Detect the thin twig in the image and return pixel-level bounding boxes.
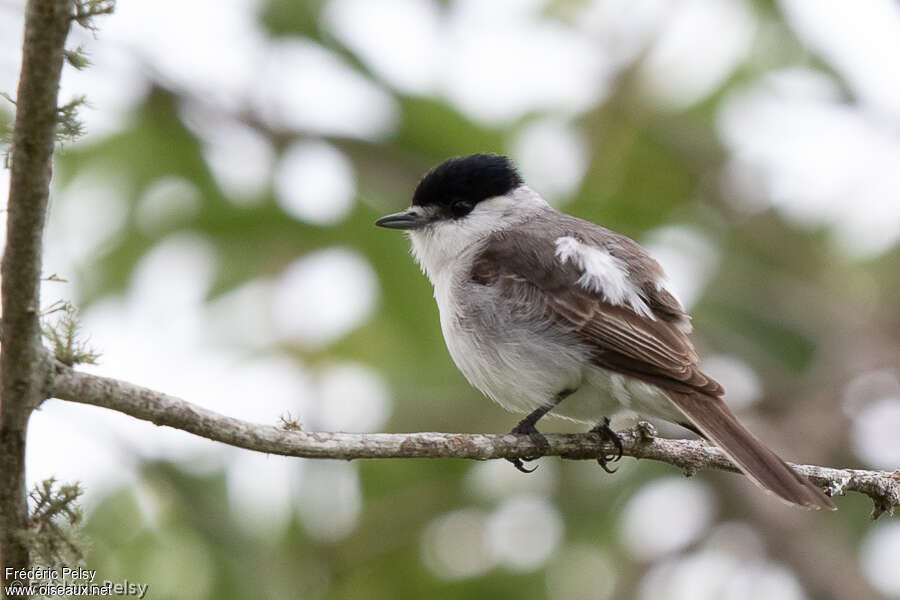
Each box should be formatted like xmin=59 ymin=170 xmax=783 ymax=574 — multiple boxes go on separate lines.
xmin=49 ymin=362 xmax=900 ymax=518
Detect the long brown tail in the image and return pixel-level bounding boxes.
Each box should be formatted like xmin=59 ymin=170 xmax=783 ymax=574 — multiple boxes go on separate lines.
xmin=666 ymin=391 xmax=836 ymax=510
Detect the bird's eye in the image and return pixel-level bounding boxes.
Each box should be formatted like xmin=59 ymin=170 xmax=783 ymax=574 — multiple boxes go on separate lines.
xmin=450 ymin=199 xmax=474 ymax=218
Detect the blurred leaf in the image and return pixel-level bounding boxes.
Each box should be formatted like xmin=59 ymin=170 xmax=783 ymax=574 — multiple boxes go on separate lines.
xmin=702 ymin=299 xmax=816 ymax=372
xmin=392 ymin=96 xmax=508 ymax=160
xmin=573 ymin=115 xmax=696 ymax=235
xmin=259 ymin=0 xmax=326 ymax=38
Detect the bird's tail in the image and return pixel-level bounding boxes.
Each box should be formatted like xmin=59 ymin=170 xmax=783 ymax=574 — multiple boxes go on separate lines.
xmin=666 ymin=391 xmax=836 ymax=510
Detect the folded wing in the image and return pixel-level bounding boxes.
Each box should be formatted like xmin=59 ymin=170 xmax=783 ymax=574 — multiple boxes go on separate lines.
xmin=471 ymin=220 xmax=835 ymax=510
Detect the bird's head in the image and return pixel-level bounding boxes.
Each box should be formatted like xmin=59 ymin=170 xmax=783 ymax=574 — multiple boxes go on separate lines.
xmin=375 ymin=153 xmax=547 ymax=279
xmin=375 ymin=153 xmax=526 ymax=231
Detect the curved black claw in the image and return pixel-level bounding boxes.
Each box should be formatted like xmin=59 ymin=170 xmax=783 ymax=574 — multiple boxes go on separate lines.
xmin=509 ymin=457 xmax=539 ymax=473
xmin=507 ymin=420 xmax=550 ymax=474
xmin=590 ymin=417 xmax=624 ymax=473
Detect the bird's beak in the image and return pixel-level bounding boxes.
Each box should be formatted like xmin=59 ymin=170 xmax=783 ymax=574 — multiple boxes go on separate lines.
xmin=375 ymin=209 xmax=427 ymax=230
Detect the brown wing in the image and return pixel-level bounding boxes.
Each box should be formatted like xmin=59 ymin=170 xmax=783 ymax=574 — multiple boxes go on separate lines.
xmin=471 ymin=225 xmax=723 ymax=397
xmin=471 ymin=220 xmax=835 ymax=510
xmin=556 ymin=259 xmax=832 ymax=508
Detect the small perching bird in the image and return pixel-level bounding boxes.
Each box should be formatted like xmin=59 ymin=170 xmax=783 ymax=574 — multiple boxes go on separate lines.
xmin=376 ymin=153 xmax=835 ymax=510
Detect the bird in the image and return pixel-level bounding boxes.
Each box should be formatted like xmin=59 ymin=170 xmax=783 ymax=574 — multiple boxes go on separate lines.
xmin=375 ymin=153 xmax=835 ymax=510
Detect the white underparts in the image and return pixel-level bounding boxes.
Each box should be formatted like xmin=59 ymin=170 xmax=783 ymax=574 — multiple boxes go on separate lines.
xmin=554 ymin=236 xmax=654 ymax=319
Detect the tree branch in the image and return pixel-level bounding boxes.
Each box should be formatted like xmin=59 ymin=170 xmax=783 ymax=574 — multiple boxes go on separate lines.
xmin=50 ymin=363 xmax=900 ymax=518
xmin=1 ymin=0 xmax=73 ymax=588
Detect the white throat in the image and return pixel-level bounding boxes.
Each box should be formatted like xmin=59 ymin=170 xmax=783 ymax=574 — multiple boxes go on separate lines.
xmin=408 ymin=185 xmax=549 ymax=283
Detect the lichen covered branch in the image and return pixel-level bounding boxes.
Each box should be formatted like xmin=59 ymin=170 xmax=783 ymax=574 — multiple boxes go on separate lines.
xmin=1 ymin=0 xmax=75 ymax=586
xmin=50 ymin=363 xmax=900 ymax=519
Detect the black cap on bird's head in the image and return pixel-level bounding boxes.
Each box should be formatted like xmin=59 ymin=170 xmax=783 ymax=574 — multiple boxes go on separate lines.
xmin=376 ymin=154 xmax=523 ymax=230
xmin=412 ymin=153 xmax=523 ymax=210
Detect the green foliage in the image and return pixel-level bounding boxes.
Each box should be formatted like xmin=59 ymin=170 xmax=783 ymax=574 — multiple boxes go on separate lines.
xmin=55 ymin=96 xmax=88 ymax=144
xmin=64 ymin=46 xmax=91 ymax=70
xmin=19 ymin=479 xmax=87 ymax=575
xmin=42 ymin=302 xmax=101 ymax=366
xmin=393 ymin=96 xmax=508 ymax=160
xmin=260 ymin=0 xmax=326 ymax=38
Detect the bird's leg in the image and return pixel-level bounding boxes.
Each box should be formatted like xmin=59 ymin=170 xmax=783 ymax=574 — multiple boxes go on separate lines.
xmin=507 ymin=389 xmax=574 ymax=473
xmin=589 ymin=417 xmax=624 ymax=473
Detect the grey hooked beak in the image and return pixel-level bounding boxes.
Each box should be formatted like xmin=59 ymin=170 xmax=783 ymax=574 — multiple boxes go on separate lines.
xmin=375 ymin=209 xmax=427 ymax=230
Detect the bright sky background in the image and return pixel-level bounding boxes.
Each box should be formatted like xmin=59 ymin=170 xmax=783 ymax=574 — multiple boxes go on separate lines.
xmin=2 ymin=0 xmax=900 ymax=596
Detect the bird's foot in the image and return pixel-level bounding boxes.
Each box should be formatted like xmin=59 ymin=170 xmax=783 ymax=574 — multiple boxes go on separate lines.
xmin=507 ymin=419 xmax=550 ymax=474
xmin=590 ymin=417 xmax=623 ymax=473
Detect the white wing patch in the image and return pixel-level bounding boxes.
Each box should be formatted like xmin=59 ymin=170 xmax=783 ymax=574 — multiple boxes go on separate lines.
xmin=554 ymin=236 xmax=654 ymax=319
